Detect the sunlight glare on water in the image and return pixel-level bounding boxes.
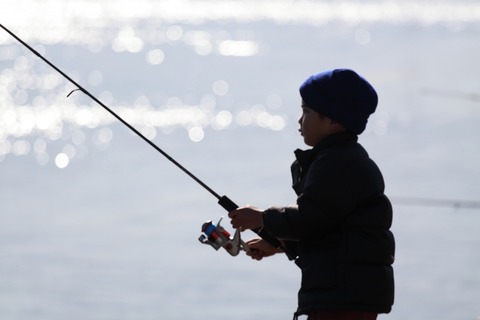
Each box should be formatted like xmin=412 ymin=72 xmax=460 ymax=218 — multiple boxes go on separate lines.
xmin=54 ymin=152 xmax=69 ymax=168
xmin=146 ymin=49 xmax=165 ymax=65
xmin=2 ymin=1 xmax=480 ymax=36
xmin=0 ymin=0 xmax=478 ymax=165
xmin=218 ymin=40 xmax=259 ymax=57
xmin=1 ymin=1 xmax=480 ymax=320
xmin=0 ymin=6 xmax=288 ymax=164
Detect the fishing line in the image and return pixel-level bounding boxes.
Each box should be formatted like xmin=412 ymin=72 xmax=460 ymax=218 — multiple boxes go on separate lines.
xmin=0 ymin=24 xmax=293 ymax=259
xmin=67 ymin=88 xmax=81 ymax=98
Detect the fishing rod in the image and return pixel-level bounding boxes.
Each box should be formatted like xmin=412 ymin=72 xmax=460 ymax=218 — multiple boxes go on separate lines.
xmin=0 ymin=24 xmax=293 ymax=259
xmin=420 ymin=87 xmax=480 ymax=103
xmin=392 ymin=197 xmax=480 ymax=209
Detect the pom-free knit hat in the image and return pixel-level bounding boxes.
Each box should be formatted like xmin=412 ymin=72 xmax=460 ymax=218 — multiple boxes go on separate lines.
xmin=299 ymin=69 xmax=378 ymax=135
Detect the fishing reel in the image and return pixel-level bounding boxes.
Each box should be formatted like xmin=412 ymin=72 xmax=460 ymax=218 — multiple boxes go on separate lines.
xmin=199 ymin=217 xmax=250 ymax=256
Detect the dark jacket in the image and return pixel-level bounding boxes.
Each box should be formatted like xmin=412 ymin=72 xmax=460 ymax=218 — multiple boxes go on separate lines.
xmin=263 ymin=131 xmax=395 ymax=316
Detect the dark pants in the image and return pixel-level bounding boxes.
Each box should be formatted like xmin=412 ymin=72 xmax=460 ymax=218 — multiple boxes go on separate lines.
xmin=308 ymin=310 xmax=378 ymax=320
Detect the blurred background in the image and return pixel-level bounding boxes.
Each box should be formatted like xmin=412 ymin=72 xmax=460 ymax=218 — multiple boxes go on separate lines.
xmin=1 ymin=1 xmax=479 ymax=319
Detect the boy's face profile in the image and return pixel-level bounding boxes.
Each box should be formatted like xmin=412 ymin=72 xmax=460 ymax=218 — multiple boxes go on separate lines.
xmin=298 ymin=101 xmax=345 ymax=146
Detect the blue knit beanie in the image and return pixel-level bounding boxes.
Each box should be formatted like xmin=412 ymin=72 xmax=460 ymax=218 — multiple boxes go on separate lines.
xmin=299 ymin=69 xmax=377 ymax=135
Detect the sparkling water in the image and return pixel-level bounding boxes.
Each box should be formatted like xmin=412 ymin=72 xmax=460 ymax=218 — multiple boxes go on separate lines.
xmin=1 ymin=1 xmax=480 ymax=319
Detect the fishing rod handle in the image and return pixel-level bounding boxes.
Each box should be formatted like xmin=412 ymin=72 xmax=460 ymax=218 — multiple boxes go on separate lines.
xmin=218 ymin=195 xmax=295 ymax=260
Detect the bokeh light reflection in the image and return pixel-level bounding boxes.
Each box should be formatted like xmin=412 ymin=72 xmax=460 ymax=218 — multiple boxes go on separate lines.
xmin=12 ymin=140 xmax=30 ymax=156
xmin=112 ymin=26 xmax=144 ymax=53
xmin=211 ymin=110 xmax=232 ymax=130
xmin=218 ymin=40 xmax=259 ymax=57
xmin=0 ymin=66 xmax=288 ymax=164
xmin=188 ymin=126 xmax=205 ymax=142
xmin=55 ymin=152 xmax=69 ymax=168
xmin=146 ymin=49 xmax=165 ymax=65
xmin=0 ymin=18 xmax=289 ymax=166
xmin=212 ymin=80 xmax=229 ymax=96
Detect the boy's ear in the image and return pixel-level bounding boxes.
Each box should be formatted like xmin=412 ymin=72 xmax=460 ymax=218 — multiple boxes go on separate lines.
xmin=315 ymin=111 xmax=326 ymax=120
xmin=330 ymin=119 xmax=347 ymax=131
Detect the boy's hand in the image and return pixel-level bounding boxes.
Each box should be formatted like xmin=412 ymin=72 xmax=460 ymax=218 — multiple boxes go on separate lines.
xmin=246 ymin=238 xmax=279 ymax=260
xmin=228 ymin=206 xmax=264 ymax=231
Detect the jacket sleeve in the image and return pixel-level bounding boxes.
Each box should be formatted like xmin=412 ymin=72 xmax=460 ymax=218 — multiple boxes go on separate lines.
xmin=263 ymin=205 xmax=300 ymax=240
xmin=263 ymin=149 xmax=385 ymax=240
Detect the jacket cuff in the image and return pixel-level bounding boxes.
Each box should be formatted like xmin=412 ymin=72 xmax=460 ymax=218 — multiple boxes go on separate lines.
xmin=263 ymin=206 xmax=295 ymax=239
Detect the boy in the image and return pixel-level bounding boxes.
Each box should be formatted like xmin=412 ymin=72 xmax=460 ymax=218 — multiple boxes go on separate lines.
xmin=228 ymin=69 xmax=395 ymax=319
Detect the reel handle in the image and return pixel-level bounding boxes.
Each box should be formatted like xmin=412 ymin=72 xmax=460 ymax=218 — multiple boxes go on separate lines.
xmin=218 ymin=195 xmax=295 ymax=260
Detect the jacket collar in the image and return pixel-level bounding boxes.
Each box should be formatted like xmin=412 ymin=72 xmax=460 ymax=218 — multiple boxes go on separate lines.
xmin=294 ymin=131 xmax=358 ymax=168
